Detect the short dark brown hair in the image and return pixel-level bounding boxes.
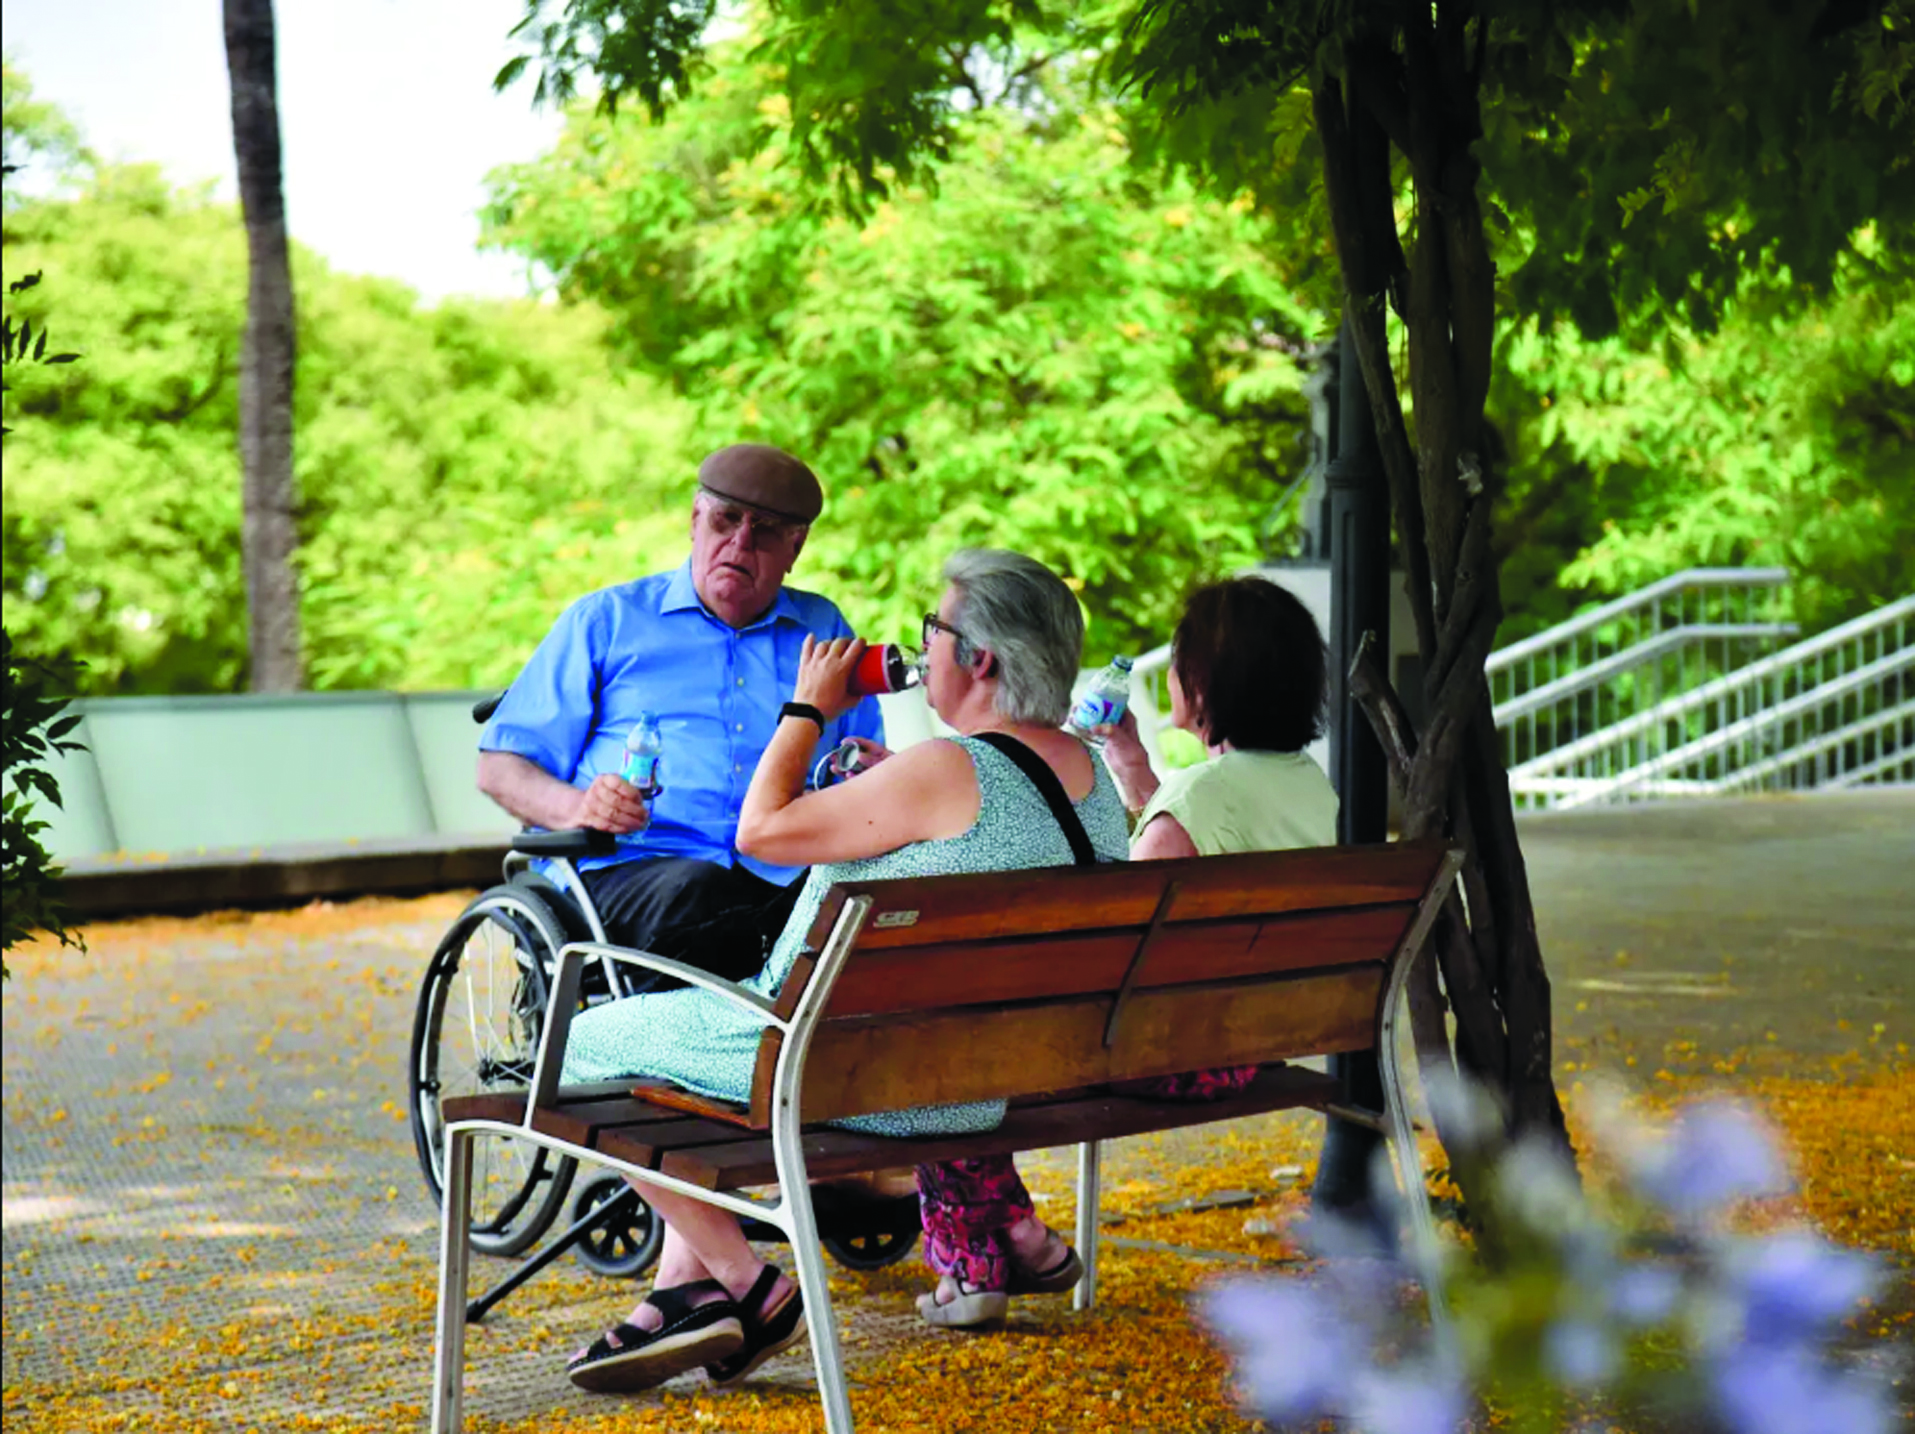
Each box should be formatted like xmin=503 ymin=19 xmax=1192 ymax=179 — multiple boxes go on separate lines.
xmin=1171 ymin=576 xmax=1327 ymax=753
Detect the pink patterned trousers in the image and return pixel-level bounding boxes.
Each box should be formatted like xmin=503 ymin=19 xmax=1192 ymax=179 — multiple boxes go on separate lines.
xmin=916 ymin=1065 xmax=1258 ymax=1289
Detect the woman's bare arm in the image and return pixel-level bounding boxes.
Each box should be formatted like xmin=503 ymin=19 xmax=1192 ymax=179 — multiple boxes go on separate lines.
xmin=736 ymin=636 xmax=979 ymax=867
xmin=1130 ymin=811 xmax=1199 ymax=861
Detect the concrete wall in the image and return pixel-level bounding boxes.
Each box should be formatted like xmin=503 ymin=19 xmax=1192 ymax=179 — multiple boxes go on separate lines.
xmin=38 ymin=686 xmax=945 ymax=864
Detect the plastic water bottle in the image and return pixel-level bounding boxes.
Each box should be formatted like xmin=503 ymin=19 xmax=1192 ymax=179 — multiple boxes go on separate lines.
xmin=1068 ymin=656 xmax=1136 ymax=746
xmin=618 ymin=712 xmax=664 ymax=837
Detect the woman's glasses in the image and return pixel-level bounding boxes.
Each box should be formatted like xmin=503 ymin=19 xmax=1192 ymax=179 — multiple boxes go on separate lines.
xmin=922 ymin=612 xmax=968 ymax=650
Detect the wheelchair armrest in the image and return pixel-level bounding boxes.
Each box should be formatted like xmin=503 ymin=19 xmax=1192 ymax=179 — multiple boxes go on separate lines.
xmin=510 ymin=828 xmax=618 ymax=858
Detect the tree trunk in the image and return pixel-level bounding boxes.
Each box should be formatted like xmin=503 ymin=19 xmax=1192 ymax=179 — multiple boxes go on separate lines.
xmin=1313 ymin=9 xmax=1572 ymax=1164
xmin=223 ymin=0 xmax=303 ymax=691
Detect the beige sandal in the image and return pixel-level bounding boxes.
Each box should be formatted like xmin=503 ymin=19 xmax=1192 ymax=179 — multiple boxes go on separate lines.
xmin=916 ymin=1278 xmax=1010 ymax=1329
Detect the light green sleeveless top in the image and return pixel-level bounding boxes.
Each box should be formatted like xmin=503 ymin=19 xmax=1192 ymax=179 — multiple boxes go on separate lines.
xmin=1135 ymin=749 xmax=1339 ymax=855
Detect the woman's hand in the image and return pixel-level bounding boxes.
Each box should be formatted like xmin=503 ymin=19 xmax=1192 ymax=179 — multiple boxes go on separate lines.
xmin=792 ymin=635 xmax=866 ymax=719
xmin=1094 ymin=708 xmax=1158 ymax=813
xmin=830 ymin=736 xmax=892 ymax=778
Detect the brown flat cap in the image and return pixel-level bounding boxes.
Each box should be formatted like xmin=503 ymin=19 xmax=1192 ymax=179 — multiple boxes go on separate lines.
xmin=697 ymin=444 xmax=824 ymax=524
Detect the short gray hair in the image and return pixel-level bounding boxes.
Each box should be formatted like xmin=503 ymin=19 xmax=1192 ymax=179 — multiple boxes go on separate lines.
xmin=942 ymin=549 xmax=1084 ymax=725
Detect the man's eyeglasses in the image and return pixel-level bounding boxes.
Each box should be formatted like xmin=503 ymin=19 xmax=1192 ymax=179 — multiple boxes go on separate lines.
xmin=922 ymin=613 xmax=968 ymax=650
xmin=702 ymin=501 xmax=804 ymax=548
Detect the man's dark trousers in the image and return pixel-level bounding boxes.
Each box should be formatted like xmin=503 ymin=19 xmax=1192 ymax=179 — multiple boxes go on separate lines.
xmin=577 ymin=856 xmax=805 ymax=994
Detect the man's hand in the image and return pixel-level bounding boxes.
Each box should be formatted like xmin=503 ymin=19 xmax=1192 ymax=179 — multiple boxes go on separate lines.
xmin=570 ymin=772 xmax=654 ymax=834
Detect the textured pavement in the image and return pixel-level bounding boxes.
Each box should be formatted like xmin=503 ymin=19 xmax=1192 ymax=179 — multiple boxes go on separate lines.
xmin=3 ymin=790 xmax=1910 ymax=1431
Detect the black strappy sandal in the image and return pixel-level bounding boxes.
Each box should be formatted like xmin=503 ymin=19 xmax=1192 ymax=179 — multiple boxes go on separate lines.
xmin=706 ymin=1265 xmax=807 ymax=1386
xmin=568 ymin=1279 xmax=745 ymax=1393
xmin=1007 ymin=1236 xmax=1084 ymax=1295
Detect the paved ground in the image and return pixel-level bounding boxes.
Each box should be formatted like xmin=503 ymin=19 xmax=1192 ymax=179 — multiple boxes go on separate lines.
xmin=3 ymin=791 xmax=1910 ymax=1432
xmin=1526 ymin=790 xmax=1913 ymax=1071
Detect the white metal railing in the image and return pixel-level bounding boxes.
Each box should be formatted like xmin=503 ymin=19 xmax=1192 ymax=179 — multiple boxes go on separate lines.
xmin=1508 ymin=595 xmax=1915 ymax=809
xmin=1127 ymin=567 xmax=1909 ymax=812
xmin=1490 ymin=568 xmax=1796 ymax=779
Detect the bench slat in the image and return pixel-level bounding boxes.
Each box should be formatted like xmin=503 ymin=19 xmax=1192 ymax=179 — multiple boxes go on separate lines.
xmin=659 ymin=1063 xmax=1342 ymax=1189
xmin=593 ymin=1114 xmax=779 ymax=1172
xmin=756 ymin=964 xmax=1382 ymax=1125
xmin=815 ymin=902 xmax=1415 ymax=1019
xmin=818 ymin=840 xmax=1446 ymax=951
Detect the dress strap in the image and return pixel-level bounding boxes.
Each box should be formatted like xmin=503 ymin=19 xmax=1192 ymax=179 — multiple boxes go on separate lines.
xmin=972 ymin=733 xmax=1098 ymax=867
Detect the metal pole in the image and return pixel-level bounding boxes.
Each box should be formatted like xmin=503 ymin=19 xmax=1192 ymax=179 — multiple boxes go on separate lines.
xmin=1312 ymin=314 xmax=1394 ymax=1242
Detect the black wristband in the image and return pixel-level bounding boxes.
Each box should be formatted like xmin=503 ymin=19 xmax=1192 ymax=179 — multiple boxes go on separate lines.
xmin=780 ymin=702 xmax=827 ymax=732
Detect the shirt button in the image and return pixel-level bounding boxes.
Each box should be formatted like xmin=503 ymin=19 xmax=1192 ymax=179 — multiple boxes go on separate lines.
xmin=736 ymin=677 xmax=745 ymax=687
xmin=734 ymin=763 xmax=743 ymax=773
xmin=735 ymin=722 xmax=744 ymax=731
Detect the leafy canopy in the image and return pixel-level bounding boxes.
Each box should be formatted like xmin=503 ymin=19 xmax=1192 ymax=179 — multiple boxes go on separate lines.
xmin=484 ymin=43 xmax=1336 ymax=656
xmin=499 ymin=0 xmax=1914 ymax=338
xmin=2 ymin=151 xmax=700 ymax=694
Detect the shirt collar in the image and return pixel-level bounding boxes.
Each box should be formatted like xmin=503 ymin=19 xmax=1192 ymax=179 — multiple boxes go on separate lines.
xmin=661 ymin=559 xmax=803 ymax=631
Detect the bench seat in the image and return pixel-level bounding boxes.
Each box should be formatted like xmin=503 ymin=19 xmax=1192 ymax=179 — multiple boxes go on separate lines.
xmin=443 ymin=1062 xmax=1340 ymax=1191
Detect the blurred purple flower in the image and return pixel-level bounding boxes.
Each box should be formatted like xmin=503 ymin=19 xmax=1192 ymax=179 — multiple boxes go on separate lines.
xmin=1204 ymin=1279 xmax=1357 ymax=1419
xmin=1725 ymin=1230 xmax=1878 ymax=1347
xmin=1544 ymin=1318 xmax=1617 ymax=1387
xmin=1348 ymin=1361 xmax=1467 ymax=1434
xmin=1634 ymin=1101 xmax=1789 ymax=1221
xmin=1711 ymin=1346 xmax=1890 ymax=1434
xmin=1607 ymin=1263 xmax=1682 ymax=1326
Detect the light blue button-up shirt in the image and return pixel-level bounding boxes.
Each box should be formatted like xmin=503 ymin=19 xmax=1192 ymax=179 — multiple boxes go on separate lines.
xmin=480 ymin=562 xmax=885 ymax=883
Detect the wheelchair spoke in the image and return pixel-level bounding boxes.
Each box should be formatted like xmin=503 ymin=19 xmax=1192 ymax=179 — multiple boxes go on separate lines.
xmin=412 ymin=894 xmax=574 ymax=1255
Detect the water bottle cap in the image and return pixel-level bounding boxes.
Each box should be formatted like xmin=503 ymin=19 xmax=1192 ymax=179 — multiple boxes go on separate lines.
xmin=1111 ymin=655 xmax=1135 ymax=671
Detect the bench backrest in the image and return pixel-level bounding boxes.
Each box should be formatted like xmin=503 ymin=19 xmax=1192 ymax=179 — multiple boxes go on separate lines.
xmin=747 ymin=838 xmax=1452 ymax=1127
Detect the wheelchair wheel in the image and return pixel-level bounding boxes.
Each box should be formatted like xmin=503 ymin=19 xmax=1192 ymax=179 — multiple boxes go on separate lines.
xmin=410 ymin=883 xmax=579 ymax=1257
xmin=823 ymin=1227 xmax=920 ymax=1271
xmin=571 ymin=1172 xmax=666 ymax=1279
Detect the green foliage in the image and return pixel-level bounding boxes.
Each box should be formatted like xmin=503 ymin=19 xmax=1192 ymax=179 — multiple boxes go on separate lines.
xmin=485 ymin=50 xmax=1331 ymax=655
xmin=2 ymin=272 xmax=83 ymax=434
xmin=505 ymin=1 xmax=1915 ymax=339
xmin=2 ymin=60 xmax=88 ymax=199
xmin=1 ymin=628 xmax=86 ymax=968
xmin=1496 ymin=247 xmax=1915 ymax=635
xmin=1 ymin=156 xmax=701 ymax=694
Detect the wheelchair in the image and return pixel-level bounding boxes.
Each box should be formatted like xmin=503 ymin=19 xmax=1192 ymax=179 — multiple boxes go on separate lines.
xmin=406 ymin=694 xmax=921 ymax=1306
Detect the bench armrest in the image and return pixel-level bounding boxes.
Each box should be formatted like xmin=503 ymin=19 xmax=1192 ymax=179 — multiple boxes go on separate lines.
xmin=567 ymin=942 xmax=786 ymax=1023
xmin=525 ymin=941 xmax=788 ymax=1115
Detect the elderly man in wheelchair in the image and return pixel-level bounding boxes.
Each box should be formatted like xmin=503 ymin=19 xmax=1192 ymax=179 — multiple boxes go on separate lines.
xmin=407 ymin=444 xmax=905 ymax=1276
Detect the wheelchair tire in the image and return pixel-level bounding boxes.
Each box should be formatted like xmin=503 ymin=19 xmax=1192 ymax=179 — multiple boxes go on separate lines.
xmin=822 ymin=1227 xmax=921 ymax=1272
xmin=571 ymin=1173 xmax=666 ymax=1279
xmin=409 ymin=883 xmax=579 ymax=1258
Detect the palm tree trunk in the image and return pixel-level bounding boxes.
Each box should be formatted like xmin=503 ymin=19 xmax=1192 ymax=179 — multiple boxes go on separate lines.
xmin=223 ymin=0 xmax=303 ymax=691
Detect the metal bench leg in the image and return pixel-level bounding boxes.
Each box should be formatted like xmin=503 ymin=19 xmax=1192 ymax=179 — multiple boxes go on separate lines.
xmin=784 ymin=1179 xmax=855 ymax=1434
xmin=431 ymin=1126 xmax=475 ymax=1434
xmin=1073 ymin=1140 xmax=1101 ymax=1312
xmin=1377 ymin=1032 xmax=1450 ymax=1350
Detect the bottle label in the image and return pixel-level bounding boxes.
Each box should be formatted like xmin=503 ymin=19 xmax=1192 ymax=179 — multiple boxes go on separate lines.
xmin=1071 ymin=692 xmax=1126 ymax=731
xmin=622 ymin=754 xmax=661 ymax=793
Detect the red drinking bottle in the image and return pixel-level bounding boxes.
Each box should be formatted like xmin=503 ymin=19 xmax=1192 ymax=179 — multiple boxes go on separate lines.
xmin=850 ymin=643 xmax=922 ymax=696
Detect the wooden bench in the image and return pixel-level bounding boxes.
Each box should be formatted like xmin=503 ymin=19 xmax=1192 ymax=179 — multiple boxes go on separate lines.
xmin=431 ymin=837 xmax=1462 ymax=1433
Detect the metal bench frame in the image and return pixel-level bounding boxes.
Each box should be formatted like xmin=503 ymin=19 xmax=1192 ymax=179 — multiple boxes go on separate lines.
xmin=431 ymin=842 xmax=1463 ymax=1434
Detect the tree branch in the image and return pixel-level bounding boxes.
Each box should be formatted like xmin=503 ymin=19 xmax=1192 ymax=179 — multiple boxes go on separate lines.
xmin=1427 ymin=492 xmax=1497 ymax=697
xmin=1347 ymin=633 xmax=1511 ymax=1089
